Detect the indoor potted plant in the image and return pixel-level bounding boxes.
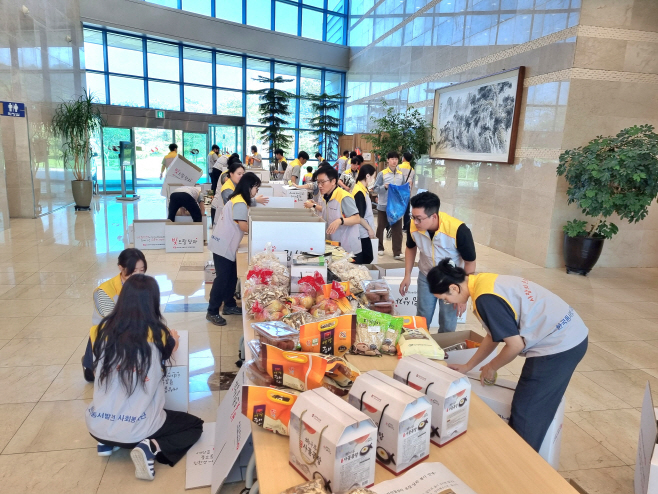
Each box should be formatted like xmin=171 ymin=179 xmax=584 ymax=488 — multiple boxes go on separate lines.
xmin=51 ymin=90 xmax=104 ymax=209
xmin=557 ymin=124 xmax=658 ymax=275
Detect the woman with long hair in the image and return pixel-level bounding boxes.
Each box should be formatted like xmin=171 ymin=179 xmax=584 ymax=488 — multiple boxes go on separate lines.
xmin=206 ymin=172 xmax=262 ymax=325
xmin=82 ymin=248 xmax=147 ymax=382
xmin=427 ymin=258 xmax=588 ymax=452
xmin=351 ymin=164 xmax=377 ymax=264
xmin=86 ymin=274 xmax=203 ymax=481
xmin=211 ymin=161 xmax=268 ymax=224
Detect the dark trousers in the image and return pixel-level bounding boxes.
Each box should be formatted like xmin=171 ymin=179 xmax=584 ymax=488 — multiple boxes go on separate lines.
xmin=509 ymin=336 xmax=588 ymax=451
xmin=403 ymin=203 xmax=411 ymax=232
xmin=210 ymin=168 xmax=221 ymax=192
xmin=211 ymin=207 xmax=216 ymax=226
xmin=376 ymin=209 xmax=403 ymax=256
xmin=168 ymin=192 xmax=202 ymax=223
xmin=353 ymin=237 xmax=374 ymax=265
xmin=91 ymin=410 xmax=203 ymax=466
xmin=208 ymin=254 xmax=237 ymax=314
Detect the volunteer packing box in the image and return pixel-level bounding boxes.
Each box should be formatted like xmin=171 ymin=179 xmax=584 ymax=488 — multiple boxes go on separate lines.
xmin=289 ymin=387 xmax=377 ymax=492
xmin=160 ymin=155 xmax=202 ymax=196
xmin=164 ymin=330 xmax=189 ymax=412
xmin=133 ymin=219 xmax=167 ymax=249
xmin=385 ymin=276 xmax=439 ymax=328
xmin=282 ymin=185 xmax=307 ymax=208
xmin=258 ymin=184 xmax=274 ymax=197
xmin=635 ymin=383 xmax=658 ymax=494
xmin=468 ymin=376 xmax=565 ymax=469
xmin=393 ymin=355 xmax=471 ymax=447
xmin=250 ymin=168 xmax=269 ymax=183
xmin=348 ymin=370 xmax=432 ymax=475
xmin=432 ymin=330 xmax=496 ymax=378
xmin=269 ymin=180 xmax=285 ymax=196
xmin=248 ymin=212 xmax=325 ymax=258
xmin=290 ymin=255 xmax=327 ymax=293
xmin=165 ymin=222 xmax=204 ymax=253
xmin=260 ymin=196 xmax=295 ymax=208
xmin=375 ymin=262 xmax=419 ymax=278
xmin=174 ymin=213 xmax=209 ymax=241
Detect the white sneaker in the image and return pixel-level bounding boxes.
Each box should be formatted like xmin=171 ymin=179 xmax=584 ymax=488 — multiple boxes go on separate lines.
xmin=378 ymin=249 xmax=385 ymax=255
xmin=394 ymin=255 xmax=404 ymax=260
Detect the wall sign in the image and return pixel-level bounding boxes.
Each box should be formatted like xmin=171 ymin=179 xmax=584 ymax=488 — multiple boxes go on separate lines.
xmin=0 ymin=101 xmax=25 ymax=118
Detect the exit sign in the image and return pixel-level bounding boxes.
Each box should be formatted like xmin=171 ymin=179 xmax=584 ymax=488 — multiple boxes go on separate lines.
xmin=156 ymin=110 xmax=165 ymax=118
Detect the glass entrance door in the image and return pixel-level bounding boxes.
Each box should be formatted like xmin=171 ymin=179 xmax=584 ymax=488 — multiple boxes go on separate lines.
xmin=134 ymin=127 xmax=175 ymax=187
xmin=101 ymin=127 xmax=134 ymax=193
xmin=183 ymin=132 xmax=208 ymax=180
xmin=209 ymin=125 xmax=242 ymax=157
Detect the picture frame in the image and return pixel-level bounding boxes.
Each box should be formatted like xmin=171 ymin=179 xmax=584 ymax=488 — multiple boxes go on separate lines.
xmin=430 ymin=67 xmax=525 ymax=164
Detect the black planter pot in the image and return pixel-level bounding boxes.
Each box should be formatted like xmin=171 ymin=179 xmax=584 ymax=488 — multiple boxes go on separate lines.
xmin=563 ymin=233 xmax=605 ymax=276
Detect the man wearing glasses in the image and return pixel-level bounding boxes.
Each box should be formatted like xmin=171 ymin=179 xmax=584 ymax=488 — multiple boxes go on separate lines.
xmin=399 ymin=191 xmax=476 ymax=332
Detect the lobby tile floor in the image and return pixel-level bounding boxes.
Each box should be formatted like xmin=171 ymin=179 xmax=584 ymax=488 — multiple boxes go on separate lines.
xmin=0 ymin=191 xmax=656 ymax=494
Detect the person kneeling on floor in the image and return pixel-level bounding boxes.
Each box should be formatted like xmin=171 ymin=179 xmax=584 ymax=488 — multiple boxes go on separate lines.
xmin=167 ymin=185 xmax=203 ymax=223
xmin=86 ymin=274 xmax=203 ymax=481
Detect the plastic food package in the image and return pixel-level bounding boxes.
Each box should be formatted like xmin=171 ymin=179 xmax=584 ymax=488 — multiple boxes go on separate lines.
xmin=282 ymin=308 xmax=314 ymax=331
xmin=299 ymin=314 xmax=356 ymax=357
xmin=396 ymin=327 xmax=445 ymax=360
xmin=309 ymin=298 xmax=341 ymax=319
xmin=353 ymin=308 xmax=404 ymax=356
xmin=244 ymin=359 xmax=274 ymax=386
xmin=241 ymin=385 xmax=299 ymax=435
xmin=328 ymin=257 xmax=372 ymax=290
xmin=298 ymin=271 xmax=325 ymax=298
xmin=277 ymin=478 xmax=326 ymax=494
xmin=362 ymin=279 xmax=390 ymax=303
xmin=249 ymin=251 xmax=291 ymax=289
xmin=366 ymin=298 xmax=395 ymax=314
xmin=289 ymin=294 xmax=316 ymax=311
xmin=248 ymin=341 xmax=327 ymax=391
xmin=249 ymin=299 xmax=291 ymax=322
xmin=244 ymin=284 xmax=289 ymax=317
xmin=251 ymin=321 xmax=299 ymax=351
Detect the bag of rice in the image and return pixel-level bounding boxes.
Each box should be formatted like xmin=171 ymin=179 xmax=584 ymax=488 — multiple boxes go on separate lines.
xmin=352 ymin=308 xmax=403 ymax=356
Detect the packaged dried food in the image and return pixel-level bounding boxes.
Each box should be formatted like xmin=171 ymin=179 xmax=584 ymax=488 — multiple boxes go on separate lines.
xmin=244 ymin=284 xmax=289 ymax=317
xmin=353 ymin=308 xmax=403 ymax=356
xmin=367 ymin=298 xmax=395 ymax=314
xmin=250 ymin=342 xmax=327 ymax=391
xmin=252 ymin=321 xmax=299 ymax=351
xmin=362 ymin=279 xmax=390 ymax=303
xmin=328 ymin=258 xmax=372 ymax=290
xmin=247 ymin=252 xmax=290 ymax=290
xmin=241 ymin=385 xmax=299 ymax=435
xmin=243 ymin=359 xmax=274 ymax=386
xmin=321 ymin=376 xmax=351 ymax=397
xmin=277 ymin=478 xmax=326 ymax=494
xmin=282 ymin=308 xmax=314 ymax=332
xmin=299 ymin=314 xmax=356 ymax=357
xmin=397 ymin=327 xmax=445 ymax=360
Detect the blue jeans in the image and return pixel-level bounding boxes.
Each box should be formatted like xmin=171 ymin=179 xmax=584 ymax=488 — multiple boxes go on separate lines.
xmin=417 ymin=271 xmax=458 ymax=333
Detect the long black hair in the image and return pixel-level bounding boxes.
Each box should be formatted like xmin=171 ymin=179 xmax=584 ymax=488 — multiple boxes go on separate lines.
xmin=426 ymin=258 xmax=467 ymax=294
xmin=93 ymin=274 xmax=171 ymax=396
xmin=229 ymin=171 xmax=261 ymax=205
xmin=356 ymin=164 xmax=376 ymax=182
xmin=227 ymin=161 xmax=245 ymax=179
xmin=118 ymin=248 xmax=147 ymax=274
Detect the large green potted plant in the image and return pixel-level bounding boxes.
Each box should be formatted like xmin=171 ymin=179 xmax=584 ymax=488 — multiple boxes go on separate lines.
xmin=306 ymin=92 xmax=345 ymax=161
xmin=557 ymin=124 xmax=658 ymax=275
xmin=51 ymin=90 xmax=104 ymax=208
xmin=364 ymin=102 xmax=435 ymax=168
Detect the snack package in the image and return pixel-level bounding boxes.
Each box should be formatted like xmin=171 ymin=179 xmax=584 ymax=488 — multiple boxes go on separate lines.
xmin=282 ymin=307 xmax=314 ymax=331
xmin=244 ymin=359 xmax=274 ymax=386
xmin=396 ymin=327 xmax=445 ymax=360
xmin=249 ymin=341 xmax=327 ymax=391
xmin=252 ymin=321 xmax=299 ymax=351
xmin=241 ymin=385 xmax=300 ymax=435
xmin=362 ymin=279 xmax=390 ymax=303
xmin=299 ymin=314 xmax=356 ymax=357
xmin=353 ymin=308 xmax=404 ymax=356
xmin=317 ymin=354 xmax=361 ymax=387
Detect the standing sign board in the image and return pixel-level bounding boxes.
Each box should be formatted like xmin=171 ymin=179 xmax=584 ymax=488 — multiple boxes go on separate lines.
xmin=133 ymin=220 xmax=167 ymax=249
xmin=165 ymin=222 xmax=204 ymax=253
xmin=635 ymin=383 xmax=658 ymax=494
xmin=161 ymin=155 xmax=203 ymax=196
xmin=163 ymin=330 xmax=189 ymax=412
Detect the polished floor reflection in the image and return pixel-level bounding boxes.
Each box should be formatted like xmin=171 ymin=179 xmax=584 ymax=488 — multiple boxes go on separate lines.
xmin=0 ymin=192 xmax=655 ymax=493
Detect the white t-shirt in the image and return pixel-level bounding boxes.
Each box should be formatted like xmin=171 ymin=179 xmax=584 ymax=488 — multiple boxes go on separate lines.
xmin=175 ymin=186 xmax=200 ymax=201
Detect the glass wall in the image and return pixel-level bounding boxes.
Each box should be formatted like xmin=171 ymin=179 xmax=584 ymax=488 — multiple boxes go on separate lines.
xmin=144 ymin=0 xmax=347 ymax=45
xmin=84 ymin=27 xmax=346 ymax=162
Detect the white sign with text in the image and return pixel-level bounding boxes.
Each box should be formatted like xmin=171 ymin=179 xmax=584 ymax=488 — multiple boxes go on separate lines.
xmin=133 ymin=220 xmax=167 ymax=250
xmin=165 ymin=223 xmax=204 ymax=253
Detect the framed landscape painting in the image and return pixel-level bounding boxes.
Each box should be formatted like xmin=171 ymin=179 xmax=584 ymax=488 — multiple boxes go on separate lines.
xmin=430 ymin=67 xmax=525 ymax=164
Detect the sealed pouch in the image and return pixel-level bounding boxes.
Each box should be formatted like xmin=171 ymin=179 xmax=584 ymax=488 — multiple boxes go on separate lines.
xmin=256 ymin=342 xmax=327 ymax=391
xmin=396 ymin=327 xmax=444 ymax=360
xmin=315 ymin=354 xmax=361 ymax=387
xmin=299 ymin=314 xmax=356 ymax=357
xmin=367 ymin=299 xmax=395 ymax=314
xmin=252 ymin=321 xmax=299 ymax=351
xmin=398 ymin=315 xmax=428 ymax=330
xmin=354 ymin=309 xmax=403 ymax=356
xmin=241 ymin=385 xmax=300 ymax=435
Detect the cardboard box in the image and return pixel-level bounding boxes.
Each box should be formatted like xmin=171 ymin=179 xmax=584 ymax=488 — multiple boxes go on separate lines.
xmin=161 ymin=155 xmax=203 ymax=196
xmin=259 ymin=196 xmax=295 ymax=208
xmin=165 ymin=222 xmax=204 ymax=253
xmin=385 ymin=276 xmax=439 ymax=328
xmin=468 ymin=376 xmax=565 ymax=469
xmin=282 ymin=185 xmax=307 ymax=208
xmin=365 ymin=264 xmax=381 ymax=280
xmin=348 ymin=370 xmax=432 ymax=475
xmin=174 ymin=213 xmax=209 ymax=241
xmin=164 ymin=330 xmax=188 ymax=412
xmin=375 ymin=262 xmax=419 ymax=278
xmin=289 ymin=387 xmax=378 ymax=492
xmin=394 ymin=355 xmax=471 ymax=447
xmin=269 ymin=180 xmax=285 ymax=196
xmin=133 ymin=219 xmax=167 ymax=250
xmin=431 ymin=331 xmax=496 ymax=378
xmin=204 ymin=260 xmax=215 ymax=283
xmin=290 ymin=256 xmax=327 ymax=293
xmin=371 ymin=462 xmax=477 ymax=494
xmin=258 ymin=185 xmax=274 ymax=197
xmin=250 ymin=168 xmax=269 ymax=183
xmin=370 ymin=239 xmax=379 ymax=264
xmin=249 ymin=216 xmax=326 ymax=258
xmin=635 ymin=383 xmax=658 ymax=494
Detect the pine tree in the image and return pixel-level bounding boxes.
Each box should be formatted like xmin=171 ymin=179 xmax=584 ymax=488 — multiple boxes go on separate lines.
xmin=248 ymin=76 xmax=295 ymax=159
xmin=306 ymin=92 xmax=345 ymax=161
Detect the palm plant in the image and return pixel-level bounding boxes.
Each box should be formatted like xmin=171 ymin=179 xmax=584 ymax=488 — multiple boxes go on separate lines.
xmin=306 ymin=92 xmax=345 ymax=161
xmin=248 ymin=76 xmax=295 ymax=159
xmin=51 ymin=89 xmax=104 ymax=181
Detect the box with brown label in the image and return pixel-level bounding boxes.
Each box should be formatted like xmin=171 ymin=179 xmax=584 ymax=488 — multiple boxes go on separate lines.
xmin=289 ymin=387 xmax=377 ymax=492
xmin=347 ymin=370 xmax=432 ymax=475
xmin=299 ymin=314 xmax=356 ymax=357
xmin=394 ymin=355 xmax=471 ymax=447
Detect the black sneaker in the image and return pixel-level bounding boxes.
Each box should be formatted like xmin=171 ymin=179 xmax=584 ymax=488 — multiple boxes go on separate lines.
xmin=222 ymin=306 xmax=243 ymax=316
xmin=82 ymin=356 xmax=94 ymax=383
xmin=206 ymin=313 xmax=227 ymax=326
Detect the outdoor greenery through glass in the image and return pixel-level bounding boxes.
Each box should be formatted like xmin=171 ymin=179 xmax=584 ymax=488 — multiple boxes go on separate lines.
xmin=83 ymin=27 xmax=345 ymax=162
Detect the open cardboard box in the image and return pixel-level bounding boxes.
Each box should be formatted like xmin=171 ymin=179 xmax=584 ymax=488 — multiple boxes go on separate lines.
xmin=432 ymin=330 xmax=496 ymax=377
xmin=394 ymin=355 xmax=471 ymax=447
xmin=289 ymin=387 xmax=377 ymax=492
xmin=374 ymin=262 xmax=419 ymax=278
xmin=160 ymin=155 xmax=202 ymax=197
xmin=249 ymin=215 xmax=326 ymax=258
xmin=133 ymin=219 xmax=167 ymax=249
xmin=348 ymin=370 xmax=432 ymax=475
